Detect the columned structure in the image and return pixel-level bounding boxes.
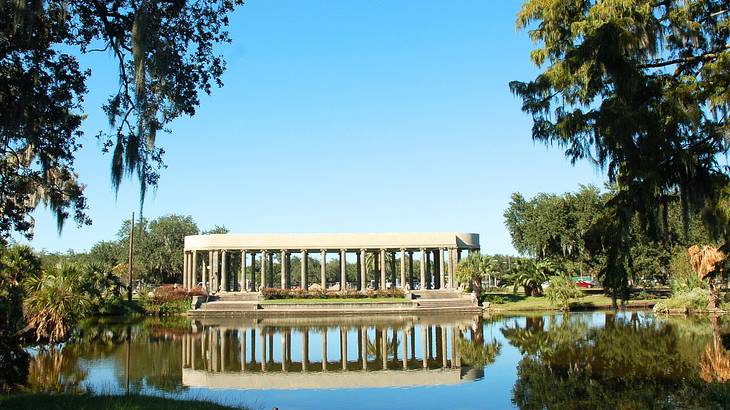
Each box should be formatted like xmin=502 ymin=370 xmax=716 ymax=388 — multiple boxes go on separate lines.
xmin=183 ymin=233 xmax=479 ymax=293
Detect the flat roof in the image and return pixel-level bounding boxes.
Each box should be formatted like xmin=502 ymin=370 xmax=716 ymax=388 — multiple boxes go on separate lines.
xmin=184 ymin=232 xmax=479 ymax=251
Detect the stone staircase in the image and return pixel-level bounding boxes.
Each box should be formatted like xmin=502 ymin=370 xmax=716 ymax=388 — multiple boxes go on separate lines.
xmin=197 ymin=292 xmax=261 ymax=312
xmin=410 ymin=289 xmax=477 ymax=309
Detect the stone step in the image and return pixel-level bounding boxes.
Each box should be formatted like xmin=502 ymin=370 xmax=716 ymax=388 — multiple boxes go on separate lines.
xmin=414 ymin=298 xmax=475 ymax=308
xmin=200 ymin=301 xmax=259 ymax=311
xmin=213 ymin=292 xmax=262 ymax=302
xmin=410 ymin=290 xmax=465 ymax=299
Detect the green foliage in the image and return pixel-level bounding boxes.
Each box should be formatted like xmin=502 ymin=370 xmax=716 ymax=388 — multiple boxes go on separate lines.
xmin=512 ymin=0 xmax=730 ymax=307
xmin=23 ymin=263 xmax=94 ymax=343
xmin=0 ymin=394 xmax=242 ymax=410
xmin=504 ymin=186 xmax=604 ymax=265
xmin=669 ymin=246 xmax=705 ymax=292
xmin=653 ymin=288 xmax=711 ymax=313
xmin=455 ymin=253 xmax=498 ymax=297
xmin=0 ymin=245 xmax=40 ymax=336
xmin=1 ymin=1 xmax=244 ymax=240
xmin=544 ymin=276 xmax=584 ymax=311
xmin=507 ymin=259 xmax=558 ymax=296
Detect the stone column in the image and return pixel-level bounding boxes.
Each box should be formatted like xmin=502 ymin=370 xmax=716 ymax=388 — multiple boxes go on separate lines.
xmin=183 ymin=252 xmax=189 ymax=289
xmin=441 ymin=326 xmax=448 ymax=368
xmin=390 ymin=252 xmax=396 ymax=288
xmin=439 ymin=249 xmax=445 ymax=290
xmin=249 ymin=251 xmax=256 ymax=291
xmin=361 ymin=327 xmax=368 ymax=370
xmin=213 ymin=250 xmax=220 ymax=292
xmin=399 ymin=249 xmax=406 ymax=289
xmin=280 ymin=250 xmax=287 ymax=289
xmin=268 ymin=252 xmax=274 ymax=287
xmin=425 ymin=251 xmax=432 ymax=289
xmin=301 ymin=250 xmax=308 ymax=290
xmin=320 ymin=250 xmax=326 ymax=289
xmin=419 ymin=249 xmax=426 ymax=290
xmin=239 ymin=249 xmax=248 ymax=292
xmin=381 ymin=328 xmax=387 ymax=369
xmin=220 ymin=328 xmax=227 ymax=372
xmin=302 ymin=329 xmax=309 ymax=372
xmin=359 ymin=249 xmax=367 ymax=290
xmin=192 ymin=251 xmax=198 ymax=289
xmin=401 ymin=327 xmax=408 ymax=369
xmin=340 ymin=327 xmax=348 ymax=370
xmin=421 ymin=325 xmax=428 ymax=368
xmin=260 ymin=328 xmax=267 ymax=371
xmin=340 ymin=249 xmax=347 ymax=291
xmin=448 ymin=248 xmax=456 ymax=289
xmin=261 ymin=251 xmax=268 ymax=289
xmin=240 ymin=328 xmax=246 ymax=371
xmin=408 ymin=251 xmax=414 ymax=289
xmin=322 ymin=330 xmax=328 ymax=372
xmin=221 ymin=250 xmax=228 ymax=292
xmin=281 ymin=331 xmax=288 ymax=372
xmin=379 ymin=249 xmax=386 ymax=289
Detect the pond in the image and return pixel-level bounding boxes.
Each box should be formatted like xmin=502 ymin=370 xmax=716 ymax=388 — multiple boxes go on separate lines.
xmin=19 ymin=312 xmax=730 ymax=409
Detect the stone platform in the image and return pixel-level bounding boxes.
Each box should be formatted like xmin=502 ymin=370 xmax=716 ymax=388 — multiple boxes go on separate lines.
xmin=187 ymin=290 xmax=480 ymax=318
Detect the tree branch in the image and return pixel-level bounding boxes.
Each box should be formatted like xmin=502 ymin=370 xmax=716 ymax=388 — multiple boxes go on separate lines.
xmin=638 ymin=45 xmax=729 ymax=69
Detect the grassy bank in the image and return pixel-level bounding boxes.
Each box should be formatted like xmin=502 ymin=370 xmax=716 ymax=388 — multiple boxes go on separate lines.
xmin=261 ymin=297 xmax=409 ymax=304
xmin=485 ymin=293 xmax=663 ymax=311
xmin=0 ymin=394 xmax=244 ymax=410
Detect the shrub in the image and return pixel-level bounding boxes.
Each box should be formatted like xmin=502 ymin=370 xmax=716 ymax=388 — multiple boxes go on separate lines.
xmin=137 ymin=284 xmax=204 ymax=316
xmin=481 ymin=294 xmax=507 ymax=304
xmin=669 ymin=246 xmax=705 ymax=293
xmin=151 ymin=284 xmax=204 ymax=303
xmin=544 ymin=276 xmax=584 ymax=311
xmin=653 ymin=288 xmax=710 ymax=313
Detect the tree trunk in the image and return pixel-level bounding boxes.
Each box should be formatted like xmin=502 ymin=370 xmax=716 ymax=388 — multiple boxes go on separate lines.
xmin=708 ymin=278 xmax=719 ymax=310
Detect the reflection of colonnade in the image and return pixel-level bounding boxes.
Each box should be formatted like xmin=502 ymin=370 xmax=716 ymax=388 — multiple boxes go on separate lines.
xmin=181 ymin=233 xmax=480 ymax=293
xmin=181 ymin=321 xmax=472 ymax=389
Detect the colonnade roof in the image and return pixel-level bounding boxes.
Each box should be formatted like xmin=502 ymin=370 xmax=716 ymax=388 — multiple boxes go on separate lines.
xmin=183 ymin=232 xmax=479 ymax=251
xmin=182 ymin=367 xmax=463 ymax=389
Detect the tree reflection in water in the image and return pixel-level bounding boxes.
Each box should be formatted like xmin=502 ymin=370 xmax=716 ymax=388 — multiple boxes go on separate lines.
xmin=502 ymin=313 xmax=730 ymax=410
xmin=24 ymin=317 xmax=187 ymax=394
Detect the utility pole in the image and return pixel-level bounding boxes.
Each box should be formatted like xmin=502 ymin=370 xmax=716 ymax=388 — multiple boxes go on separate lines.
xmin=127 ymin=211 xmax=135 ymax=302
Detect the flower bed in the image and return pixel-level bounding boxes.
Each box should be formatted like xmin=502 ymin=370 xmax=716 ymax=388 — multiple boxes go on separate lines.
xmin=261 ymin=288 xmax=405 ymax=300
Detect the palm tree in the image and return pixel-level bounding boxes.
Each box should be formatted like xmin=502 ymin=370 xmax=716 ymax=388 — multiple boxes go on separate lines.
xmin=24 ymin=263 xmax=93 ymax=343
xmin=688 ymin=245 xmax=725 ymax=309
xmin=455 ymin=253 xmax=493 ymax=300
xmin=509 ymin=259 xmax=557 ymax=297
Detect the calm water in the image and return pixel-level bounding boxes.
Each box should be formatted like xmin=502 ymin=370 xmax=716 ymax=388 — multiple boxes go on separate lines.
xmin=23 ymin=312 xmax=730 ymax=409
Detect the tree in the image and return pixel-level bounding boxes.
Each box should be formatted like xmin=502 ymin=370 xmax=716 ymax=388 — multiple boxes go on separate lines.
xmin=688 ymin=244 xmax=725 ymax=309
xmin=1 ymin=1 xmax=243 ymax=241
xmin=455 ymin=253 xmax=495 ymax=300
xmin=511 ymin=0 xmax=730 ymax=299
xmin=142 ymin=215 xmax=198 ymax=283
xmin=544 ymin=275 xmax=583 ymax=311
xmin=509 ymin=259 xmax=557 ymax=297
xmin=202 ymin=225 xmax=229 ymax=235
xmin=504 ymin=185 xmax=605 ymax=276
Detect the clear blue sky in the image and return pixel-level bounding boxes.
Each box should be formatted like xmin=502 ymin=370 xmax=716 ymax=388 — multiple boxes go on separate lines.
xmin=25 ymin=0 xmax=605 ymax=255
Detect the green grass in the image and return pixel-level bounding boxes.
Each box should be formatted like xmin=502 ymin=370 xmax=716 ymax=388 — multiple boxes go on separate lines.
xmin=0 ymin=394 xmax=245 ymax=410
xmin=261 ymin=297 xmax=408 ymax=304
xmin=485 ymin=293 xmax=663 ymax=311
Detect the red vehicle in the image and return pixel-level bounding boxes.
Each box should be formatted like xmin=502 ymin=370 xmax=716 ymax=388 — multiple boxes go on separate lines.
xmin=575 ymin=279 xmax=596 ymax=288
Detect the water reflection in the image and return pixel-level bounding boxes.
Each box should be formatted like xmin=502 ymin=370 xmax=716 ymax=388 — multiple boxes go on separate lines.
xmin=182 ymin=316 xmax=488 ymax=389
xmin=14 ymin=312 xmax=730 ymax=409
xmin=502 ymin=313 xmax=730 ymax=409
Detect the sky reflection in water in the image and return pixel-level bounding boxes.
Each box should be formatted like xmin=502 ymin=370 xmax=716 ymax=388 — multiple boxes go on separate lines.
xmin=24 ymin=312 xmax=730 ymax=410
